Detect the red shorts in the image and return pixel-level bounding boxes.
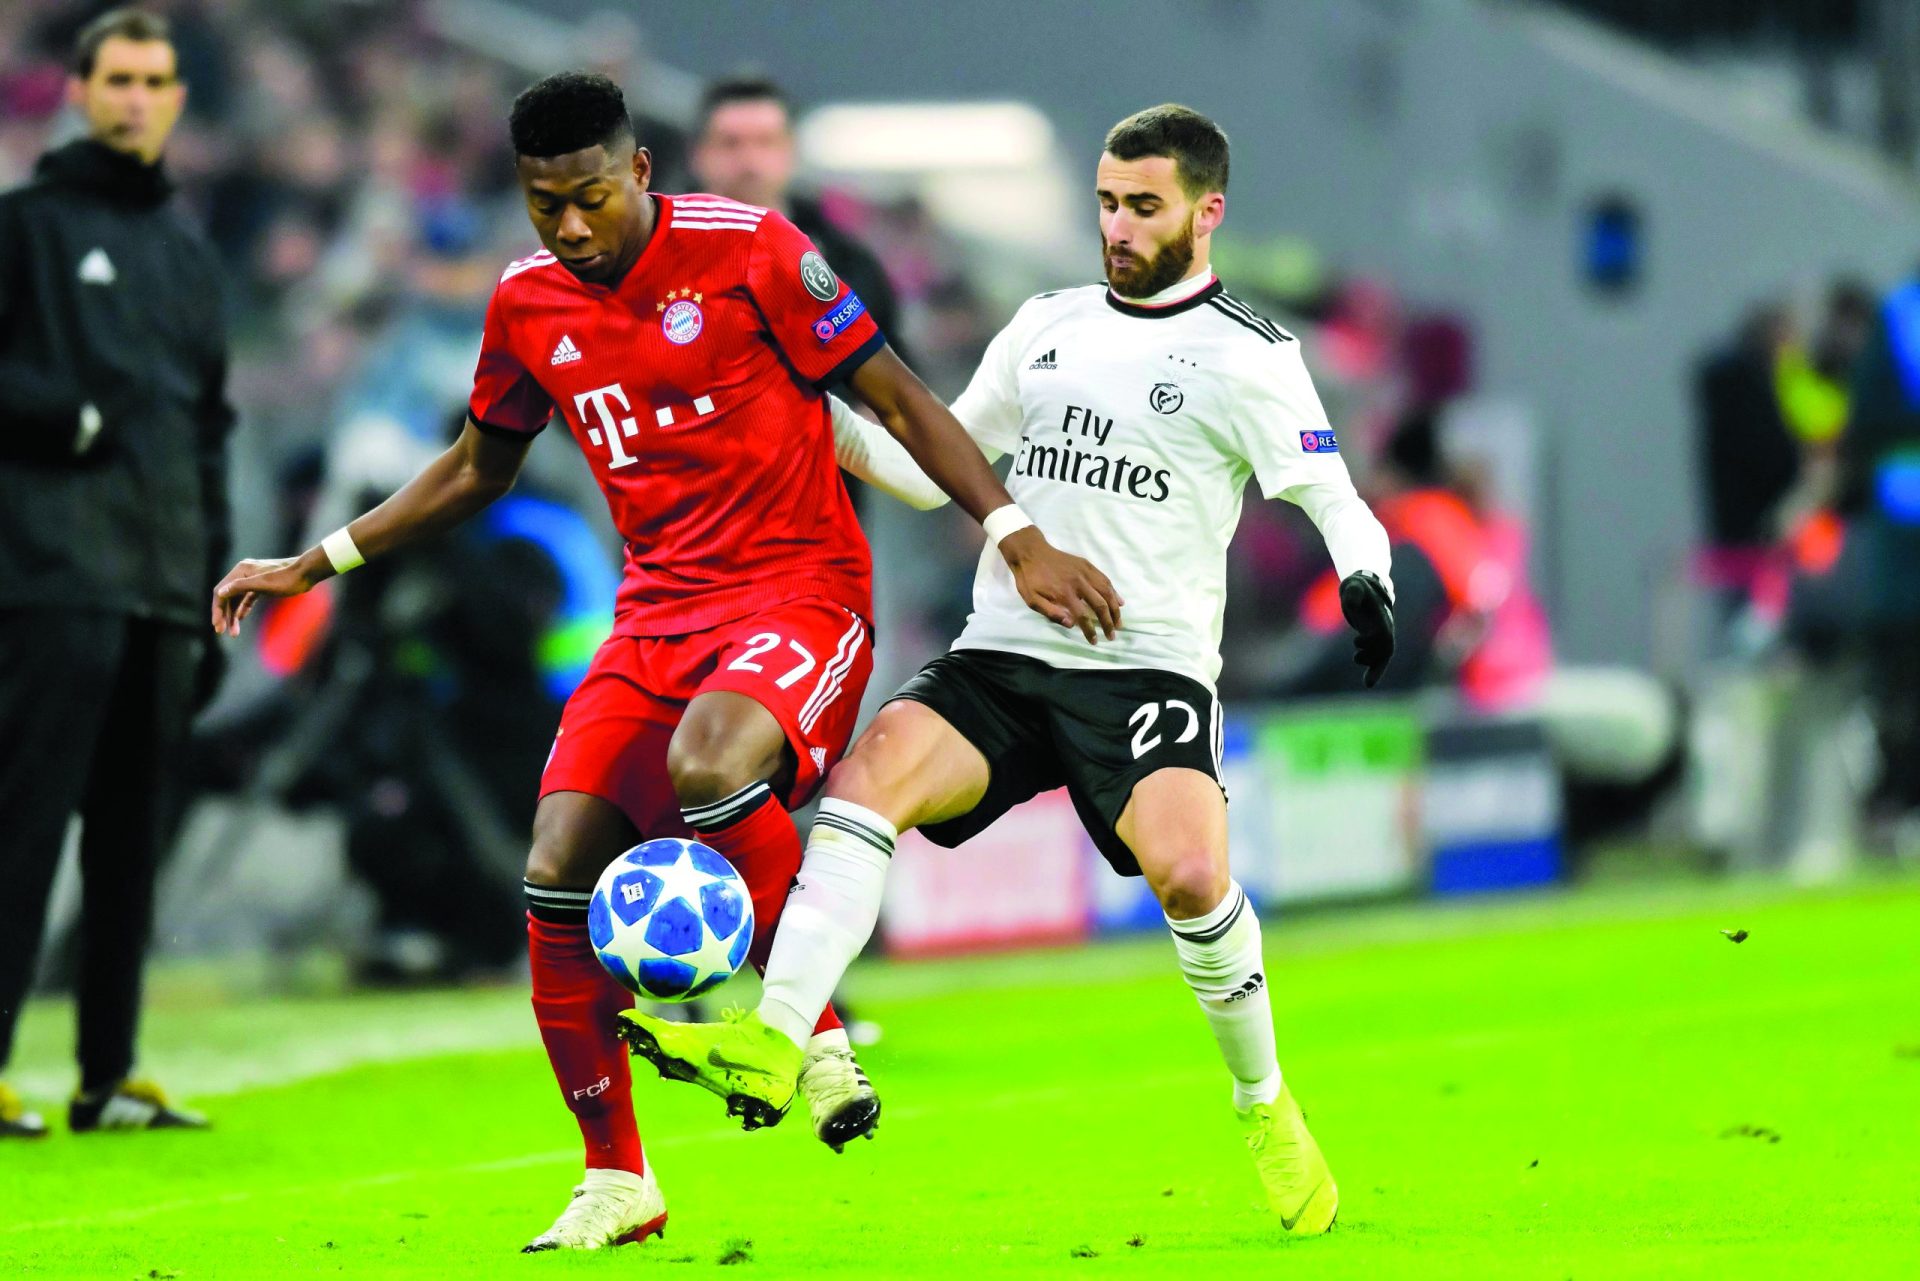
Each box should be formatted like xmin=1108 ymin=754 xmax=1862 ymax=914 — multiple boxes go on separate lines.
xmin=540 ymin=598 xmax=873 ymax=836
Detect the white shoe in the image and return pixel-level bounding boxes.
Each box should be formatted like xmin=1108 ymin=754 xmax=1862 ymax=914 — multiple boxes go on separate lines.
xmin=798 ymin=1030 xmax=880 ymax=1153
xmin=521 ymin=1166 xmax=668 ymax=1252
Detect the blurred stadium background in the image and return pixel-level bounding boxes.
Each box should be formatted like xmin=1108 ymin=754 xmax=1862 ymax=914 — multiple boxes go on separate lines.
xmin=6 ymin=0 xmax=1920 ymax=1275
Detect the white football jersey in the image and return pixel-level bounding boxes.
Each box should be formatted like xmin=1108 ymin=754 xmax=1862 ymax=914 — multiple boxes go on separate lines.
xmin=949 ymin=275 xmax=1369 ymax=689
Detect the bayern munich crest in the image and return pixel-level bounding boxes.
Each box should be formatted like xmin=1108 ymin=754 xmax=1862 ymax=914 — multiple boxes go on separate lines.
xmin=662 ymin=299 xmax=704 ymax=345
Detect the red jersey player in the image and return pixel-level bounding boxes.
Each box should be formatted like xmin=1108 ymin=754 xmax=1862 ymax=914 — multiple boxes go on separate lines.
xmin=210 ymin=73 xmax=1121 ymax=1253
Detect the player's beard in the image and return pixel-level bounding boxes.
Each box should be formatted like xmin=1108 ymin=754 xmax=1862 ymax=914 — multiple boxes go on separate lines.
xmin=1103 ymin=214 xmax=1197 ymax=299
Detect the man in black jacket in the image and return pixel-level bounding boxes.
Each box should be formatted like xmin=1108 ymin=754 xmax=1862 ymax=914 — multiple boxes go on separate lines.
xmin=689 ymin=75 xmax=908 ymax=372
xmin=0 ymin=8 xmax=230 ymax=1138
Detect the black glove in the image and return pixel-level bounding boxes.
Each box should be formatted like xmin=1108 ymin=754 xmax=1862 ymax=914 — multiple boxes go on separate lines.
xmin=1338 ymin=570 xmax=1395 ymax=689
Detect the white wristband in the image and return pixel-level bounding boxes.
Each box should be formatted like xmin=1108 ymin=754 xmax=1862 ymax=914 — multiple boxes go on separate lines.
xmin=982 ymin=504 xmax=1034 ymax=549
xmin=321 ymin=527 xmax=365 ymax=575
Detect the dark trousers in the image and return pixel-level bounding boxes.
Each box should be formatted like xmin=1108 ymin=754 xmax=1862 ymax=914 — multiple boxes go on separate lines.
xmin=0 ymin=610 xmax=196 ymax=1089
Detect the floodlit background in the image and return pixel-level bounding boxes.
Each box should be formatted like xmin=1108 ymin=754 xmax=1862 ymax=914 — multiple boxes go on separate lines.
xmin=5 ymin=1 xmax=1919 ymax=1276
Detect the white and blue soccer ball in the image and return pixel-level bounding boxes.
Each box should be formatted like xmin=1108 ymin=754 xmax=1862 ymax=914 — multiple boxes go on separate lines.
xmin=588 ymin=838 xmax=754 ymax=1002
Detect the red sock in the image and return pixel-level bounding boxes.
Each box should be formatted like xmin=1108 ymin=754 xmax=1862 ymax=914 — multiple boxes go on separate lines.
xmin=527 ymin=912 xmax=646 ymax=1173
xmin=684 ymin=782 xmax=843 ymax=1037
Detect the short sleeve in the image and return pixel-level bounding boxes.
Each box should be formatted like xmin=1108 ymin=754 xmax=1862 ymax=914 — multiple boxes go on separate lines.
xmin=1234 ymin=342 xmax=1351 ymax=498
xmin=467 ymin=285 xmax=554 ymax=436
xmin=949 ymin=310 xmax=1028 ymax=455
xmin=745 ymin=211 xmax=886 ymax=389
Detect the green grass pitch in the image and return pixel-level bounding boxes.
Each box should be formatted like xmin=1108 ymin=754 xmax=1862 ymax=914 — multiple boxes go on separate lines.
xmin=5 ymin=873 xmax=1919 ymax=1279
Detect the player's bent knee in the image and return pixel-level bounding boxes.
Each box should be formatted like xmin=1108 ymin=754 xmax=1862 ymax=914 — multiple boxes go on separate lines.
xmin=822 ymin=723 xmax=956 ymax=831
xmin=819 ymin=744 xmax=895 ymax=811
xmin=664 ymin=739 xmax=764 ymax=809
xmin=524 ymin=834 xmax=588 ymax=888
xmin=525 ymin=817 xmax=615 ymax=887
xmin=666 ymin=696 xmax=787 ymax=807
xmin=829 ymin=701 xmax=983 ymax=822
xmin=814 ymin=759 xmax=913 ymax=833
xmin=526 ymin=792 xmax=635 ymax=887
xmin=524 ymin=812 xmax=571 ymax=885
xmin=1151 ymin=850 xmax=1232 ymax=921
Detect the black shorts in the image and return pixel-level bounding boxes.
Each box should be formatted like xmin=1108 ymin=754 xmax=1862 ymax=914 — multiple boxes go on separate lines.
xmin=890 ymin=648 xmax=1226 ymax=876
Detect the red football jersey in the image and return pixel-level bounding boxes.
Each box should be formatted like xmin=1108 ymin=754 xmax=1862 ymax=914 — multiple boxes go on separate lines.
xmin=468 ymin=193 xmax=883 ymax=636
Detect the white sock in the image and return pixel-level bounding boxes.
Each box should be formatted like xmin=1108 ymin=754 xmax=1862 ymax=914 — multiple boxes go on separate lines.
xmin=758 ymin=799 xmax=896 ymax=1048
xmin=1166 ymin=881 xmax=1282 ymax=1110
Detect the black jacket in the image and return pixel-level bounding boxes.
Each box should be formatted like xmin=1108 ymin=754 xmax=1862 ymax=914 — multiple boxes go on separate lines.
xmin=1695 ymin=341 xmax=1799 ymax=546
xmin=0 ymin=139 xmax=234 ymax=626
xmin=788 ymin=195 xmax=909 ymax=373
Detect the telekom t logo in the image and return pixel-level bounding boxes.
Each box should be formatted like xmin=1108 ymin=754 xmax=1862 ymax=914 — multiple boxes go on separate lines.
xmin=574 ymin=383 xmax=640 ymax=470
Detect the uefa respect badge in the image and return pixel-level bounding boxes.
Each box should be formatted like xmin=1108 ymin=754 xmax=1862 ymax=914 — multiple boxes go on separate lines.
xmin=1300 ymin=429 xmax=1339 ymax=453
xmin=812 ymin=291 xmax=866 ymax=343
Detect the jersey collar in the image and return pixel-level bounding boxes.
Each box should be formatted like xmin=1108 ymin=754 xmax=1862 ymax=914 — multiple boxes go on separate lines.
xmin=1104 ymin=272 xmax=1223 ymax=319
xmin=570 ymin=193 xmax=669 ymax=297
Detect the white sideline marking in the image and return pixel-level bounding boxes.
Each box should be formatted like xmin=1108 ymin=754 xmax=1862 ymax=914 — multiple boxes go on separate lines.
xmin=6 ymin=1001 xmax=533 ymax=1101
xmin=0 ymin=1147 xmax=584 ymax=1234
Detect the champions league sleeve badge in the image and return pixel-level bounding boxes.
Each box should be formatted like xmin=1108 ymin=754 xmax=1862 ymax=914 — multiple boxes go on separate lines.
xmin=799 ymin=250 xmax=840 ymax=302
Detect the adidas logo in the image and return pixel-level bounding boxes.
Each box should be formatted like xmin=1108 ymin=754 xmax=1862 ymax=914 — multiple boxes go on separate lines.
xmin=1224 ymin=972 xmax=1266 ymax=1003
xmin=550 ymin=334 xmax=582 ymax=365
xmin=1027 ymin=348 xmax=1057 ymax=370
xmin=809 ymin=746 xmax=828 ymax=771
xmin=77 ymin=247 xmax=116 ymax=285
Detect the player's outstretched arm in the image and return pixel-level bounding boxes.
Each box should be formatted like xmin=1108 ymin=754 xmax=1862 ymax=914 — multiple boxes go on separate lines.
xmin=210 ymin=418 xmax=534 ymax=636
xmin=826 ymin=395 xmax=954 ymax=511
xmin=1287 ymin=478 xmax=1397 ymax=686
xmin=846 ymin=347 xmax=1124 ymax=643
xmin=826 ymin=394 xmax=1014 ymax=509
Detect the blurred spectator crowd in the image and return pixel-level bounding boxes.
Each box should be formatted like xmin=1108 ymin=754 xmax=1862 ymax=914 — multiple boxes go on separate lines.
xmin=1695 ymin=269 xmax=1920 ymax=857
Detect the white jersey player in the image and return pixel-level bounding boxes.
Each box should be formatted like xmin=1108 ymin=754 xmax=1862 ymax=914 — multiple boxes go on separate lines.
xmin=619 ymin=104 xmax=1397 ymax=1237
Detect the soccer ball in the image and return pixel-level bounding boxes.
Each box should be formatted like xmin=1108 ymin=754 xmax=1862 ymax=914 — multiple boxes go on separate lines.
xmin=588 ymin=838 xmax=754 ymax=1001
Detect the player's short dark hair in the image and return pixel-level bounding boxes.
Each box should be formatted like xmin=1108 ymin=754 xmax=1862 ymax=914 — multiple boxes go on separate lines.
xmin=509 ymin=71 xmax=636 ymax=159
xmin=696 ymin=75 xmax=793 ymax=137
xmin=1103 ymin=104 xmax=1230 ymax=199
xmin=73 ymin=8 xmax=172 ymax=79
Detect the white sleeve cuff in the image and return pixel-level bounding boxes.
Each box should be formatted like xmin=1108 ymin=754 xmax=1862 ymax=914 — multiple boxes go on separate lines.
xmin=1286 ymin=479 xmax=1394 ymax=602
